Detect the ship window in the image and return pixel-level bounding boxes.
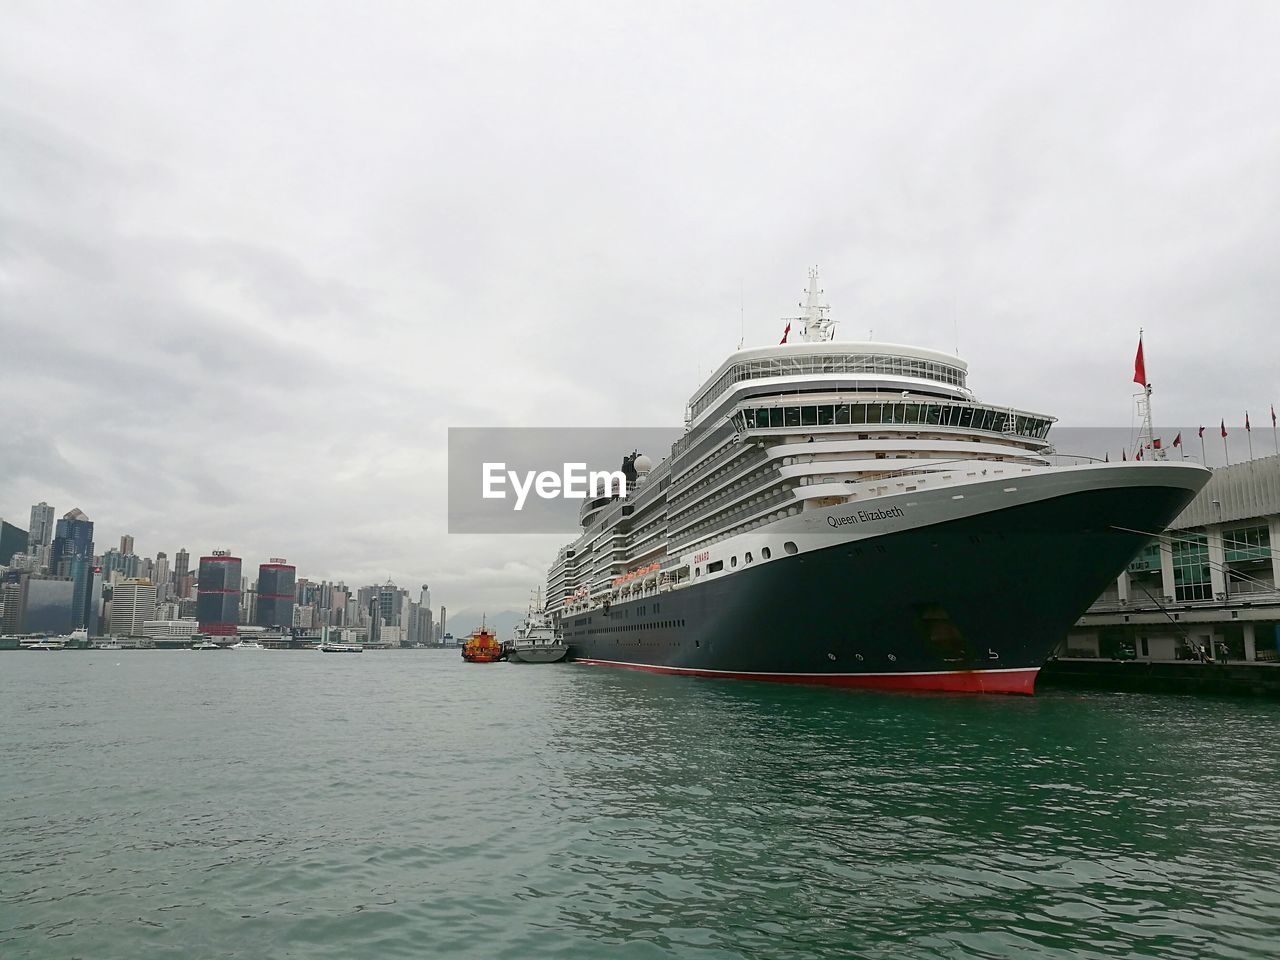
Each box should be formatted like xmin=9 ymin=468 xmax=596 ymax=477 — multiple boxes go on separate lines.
xmin=835 ymin=404 xmax=850 ymax=425
xmin=745 ymin=552 xmax=753 ymax=563
xmin=849 ymin=403 xmax=867 ymax=424
xmin=730 ymin=556 xmax=737 ymax=568
xmin=817 ymin=405 xmax=834 ymax=426
xmin=695 ymin=567 xmax=701 ymax=577
xmin=707 ymin=560 xmax=723 ymax=573
xmin=904 ymin=404 xmax=921 ymax=424
xmin=756 ymin=408 xmax=770 ymax=428
xmin=784 ymin=541 xmax=798 ymax=555
xmin=784 ymin=407 xmax=801 ymax=427
xmin=802 ymin=406 xmax=817 ymax=426
xmin=762 ymin=547 xmax=772 ymax=559
xmin=770 ymin=408 xmax=783 ymax=428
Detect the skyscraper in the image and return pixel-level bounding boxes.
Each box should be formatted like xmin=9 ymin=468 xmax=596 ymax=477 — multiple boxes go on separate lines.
xmin=49 ymin=508 xmax=94 ymax=629
xmin=2 ymin=573 xmax=76 ymax=635
xmin=174 ymin=548 xmax=190 ymax=581
xmin=197 ymin=551 xmax=241 ymax=636
xmin=27 ymin=501 xmax=54 ymax=563
xmin=0 ymin=518 xmax=28 ymax=565
xmin=255 ymin=559 xmax=296 ymax=628
xmin=120 ymin=534 xmax=135 ymax=556
xmin=153 ymin=552 xmax=170 ymax=600
xmin=109 ymin=578 xmax=157 ymax=636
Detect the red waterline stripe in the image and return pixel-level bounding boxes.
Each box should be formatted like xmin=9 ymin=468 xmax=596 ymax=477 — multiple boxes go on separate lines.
xmin=573 ymin=659 xmax=1039 ymax=695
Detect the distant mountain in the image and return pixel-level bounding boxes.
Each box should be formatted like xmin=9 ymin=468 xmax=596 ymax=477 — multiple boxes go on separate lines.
xmin=444 ymin=609 xmax=524 ymax=640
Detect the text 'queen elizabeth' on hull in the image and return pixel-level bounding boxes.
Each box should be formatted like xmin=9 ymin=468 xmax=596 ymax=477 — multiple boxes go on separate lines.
xmin=546 ymin=270 xmax=1209 ymax=694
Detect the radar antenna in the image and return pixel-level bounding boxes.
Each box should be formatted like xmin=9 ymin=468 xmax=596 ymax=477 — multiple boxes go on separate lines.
xmin=781 ymin=267 xmax=835 ymax=343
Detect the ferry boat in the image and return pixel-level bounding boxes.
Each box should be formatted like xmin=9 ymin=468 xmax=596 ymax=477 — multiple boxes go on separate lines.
xmin=231 ymin=639 xmax=266 ymax=651
xmin=544 ymin=269 xmax=1210 ymax=695
xmin=318 ymin=641 xmax=363 ymax=653
xmin=461 ymin=620 xmax=503 ymax=663
xmin=507 ymin=592 xmax=569 ymax=663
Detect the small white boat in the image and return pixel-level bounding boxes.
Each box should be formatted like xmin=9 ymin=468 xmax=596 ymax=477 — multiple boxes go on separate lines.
xmin=231 ymin=639 xmax=266 ymax=650
xmin=507 ymin=590 xmax=569 ymax=663
xmin=25 ymin=639 xmax=67 ymax=651
xmin=192 ymin=640 xmax=224 ymax=651
xmin=96 ymin=641 xmax=123 ymax=650
xmin=318 ymin=642 xmax=363 ymax=653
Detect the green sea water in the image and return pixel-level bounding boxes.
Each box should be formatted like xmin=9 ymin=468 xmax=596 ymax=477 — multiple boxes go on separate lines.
xmin=2 ymin=650 xmax=1279 ymax=959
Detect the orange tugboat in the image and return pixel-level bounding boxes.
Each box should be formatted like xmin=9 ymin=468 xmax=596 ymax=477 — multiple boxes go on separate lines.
xmin=461 ymin=618 xmax=503 ymax=663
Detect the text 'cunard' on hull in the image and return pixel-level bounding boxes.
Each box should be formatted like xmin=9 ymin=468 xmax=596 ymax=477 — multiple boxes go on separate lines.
xmin=545 ymin=269 xmax=1210 ymax=695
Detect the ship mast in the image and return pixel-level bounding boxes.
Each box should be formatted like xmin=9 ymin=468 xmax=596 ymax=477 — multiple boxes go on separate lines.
xmin=1134 ymin=328 xmax=1164 ymax=460
xmin=790 ymin=267 xmax=835 ymax=343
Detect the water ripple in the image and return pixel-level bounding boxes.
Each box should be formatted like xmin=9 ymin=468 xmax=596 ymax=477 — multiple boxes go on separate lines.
xmin=2 ymin=653 xmax=1280 ymax=958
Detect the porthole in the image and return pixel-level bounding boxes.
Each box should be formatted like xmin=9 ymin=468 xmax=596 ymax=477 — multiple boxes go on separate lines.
xmin=762 ymin=547 xmax=772 ymax=560
xmin=745 ymin=551 xmax=753 ymax=563
xmin=784 ymin=541 xmax=798 ymax=555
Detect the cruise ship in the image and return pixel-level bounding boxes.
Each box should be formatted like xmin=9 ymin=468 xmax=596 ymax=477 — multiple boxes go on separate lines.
xmin=544 ymin=271 xmax=1210 ymax=694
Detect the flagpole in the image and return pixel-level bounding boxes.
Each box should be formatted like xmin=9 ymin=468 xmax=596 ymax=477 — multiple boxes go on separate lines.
xmin=1223 ymin=428 xmax=1230 ymax=467
xmin=1247 ymin=413 xmax=1254 ymax=461
xmin=1199 ymin=432 xmax=1206 ymax=466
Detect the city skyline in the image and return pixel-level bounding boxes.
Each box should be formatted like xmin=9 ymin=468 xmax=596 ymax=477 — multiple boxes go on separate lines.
xmin=4 ymin=4 xmax=1280 ymax=613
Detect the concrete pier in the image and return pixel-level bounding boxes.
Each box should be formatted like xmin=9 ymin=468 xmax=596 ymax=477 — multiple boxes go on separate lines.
xmin=1041 ymin=657 xmax=1280 ymax=697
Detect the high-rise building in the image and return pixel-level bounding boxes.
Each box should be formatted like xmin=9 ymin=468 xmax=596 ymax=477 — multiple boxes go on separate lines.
xmin=153 ymin=552 xmax=170 ymax=600
xmin=255 ymin=559 xmax=296 ymax=628
xmin=27 ymin=501 xmax=54 ymax=562
xmin=120 ymin=534 xmax=135 ymax=556
xmin=49 ymin=508 xmax=94 ymax=629
xmin=1 ymin=572 xmax=76 ymax=635
xmin=376 ymin=581 xmax=407 ymax=625
xmin=174 ymin=548 xmax=190 ymax=582
xmin=87 ymin=566 xmax=104 ymax=635
xmin=0 ymin=518 xmax=28 ymax=565
xmin=109 ymin=578 xmax=157 ymax=636
xmin=197 ymin=552 xmax=241 ymax=636
xmin=439 ymin=605 xmax=447 ymax=639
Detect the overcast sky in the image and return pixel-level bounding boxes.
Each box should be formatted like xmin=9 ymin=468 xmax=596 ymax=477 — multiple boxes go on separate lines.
xmin=3 ymin=1 xmax=1278 ymax=614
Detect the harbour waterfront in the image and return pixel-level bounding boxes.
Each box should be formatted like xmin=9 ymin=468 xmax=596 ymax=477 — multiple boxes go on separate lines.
xmin=3 ymin=653 xmax=1280 ymax=959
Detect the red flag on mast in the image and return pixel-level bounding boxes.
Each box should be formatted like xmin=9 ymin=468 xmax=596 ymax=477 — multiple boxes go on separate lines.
xmin=1133 ymin=336 xmax=1147 ymax=387
xmin=1221 ymin=419 xmax=1227 ymax=438
xmin=1173 ymin=433 xmax=1182 ymax=448
xmin=779 ymin=321 xmax=790 ymax=345
xmin=1273 ymin=404 xmax=1277 ymax=425
xmin=1246 ymin=411 xmax=1251 ymax=432
xmin=1198 ymin=425 xmax=1205 ymax=439
xmin=1122 ymin=449 xmax=1127 ymax=461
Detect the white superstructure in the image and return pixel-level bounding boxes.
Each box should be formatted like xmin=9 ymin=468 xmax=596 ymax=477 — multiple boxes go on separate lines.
xmin=548 ymin=269 xmax=1062 ymax=617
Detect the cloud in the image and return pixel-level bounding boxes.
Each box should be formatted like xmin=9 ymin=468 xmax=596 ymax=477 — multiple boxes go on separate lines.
xmin=3 ymin=2 xmax=1279 ymax=610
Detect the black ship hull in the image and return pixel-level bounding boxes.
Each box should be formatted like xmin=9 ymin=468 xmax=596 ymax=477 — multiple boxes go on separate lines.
xmin=563 ymin=479 xmax=1201 ymax=695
